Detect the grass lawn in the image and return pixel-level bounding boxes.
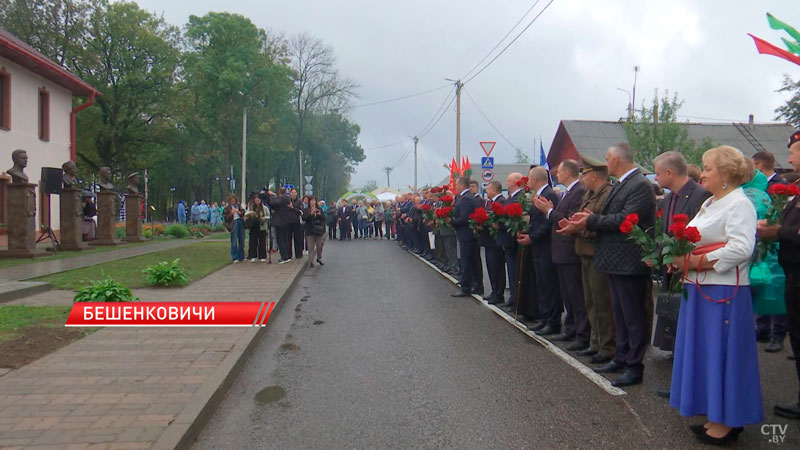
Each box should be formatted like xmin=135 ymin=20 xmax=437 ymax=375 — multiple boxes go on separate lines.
xmin=0 ymin=305 xmax=73 ymax=343
xmin=33 ymin=241 xmax=231 ymax=290
xmin=0 ymin=238 xmax=170 ymax=269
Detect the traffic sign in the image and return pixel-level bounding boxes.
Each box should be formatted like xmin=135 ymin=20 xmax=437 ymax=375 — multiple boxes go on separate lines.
xmin=481 ymin=181 xmax=489 ymax=190
xmin=305 ymin=183 xmax=313 ymax=191
xmin=481 ymin=169 xmax=494 ymax=182
xmin=481 ymin=157 xmax=494 ymax=169
xmin=305 ymin=176 xmax=313 ymax=183
xmin=480 ymin=141 xmax=496 ymax=156
xmin=283 ymin=184 xmax=294 ymax=190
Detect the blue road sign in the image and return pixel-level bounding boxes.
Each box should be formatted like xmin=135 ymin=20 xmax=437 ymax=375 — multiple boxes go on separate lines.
xmin=481 ymin=157 xmax=494 ymax=169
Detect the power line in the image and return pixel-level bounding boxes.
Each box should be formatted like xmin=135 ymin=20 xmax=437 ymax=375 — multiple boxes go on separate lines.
xmin=418 ymin=92 xmax=457 ymax=139
xmin=350 ymin=84 xmax=452 ymax=109
xmin=461 ymin=0 xmax=543 ymax=81
xmin=364 ymin=139 xmax=408 ymax=151
xmin=389 ymin=141 xmax=415 ymax=169
xmin=463 ymin=87 xmax=519 ymax=150
xmin=677 ymin=114 xmax=743 ymax=123
xmin=464 ymin=0 xmax=555 ymax=85
xmin=416 ymin=87 xmax=455 ymax=138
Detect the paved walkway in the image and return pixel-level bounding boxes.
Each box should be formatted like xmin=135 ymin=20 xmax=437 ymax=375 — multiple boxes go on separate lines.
xmin=0 ymin=239 xmax=201 ymax=282
xmin=0 ymin=257 xmax=306 ymax=449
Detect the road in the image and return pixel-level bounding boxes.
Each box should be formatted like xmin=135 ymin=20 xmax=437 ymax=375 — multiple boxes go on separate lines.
xmin=193 ymin=238 xmax=800 ymax=449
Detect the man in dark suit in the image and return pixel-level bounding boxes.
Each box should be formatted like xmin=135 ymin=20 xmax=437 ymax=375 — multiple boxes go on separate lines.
xmin=481 ymin=181 xmax=507 ymax=304
xmin=450 ymin=177 xmax=482 ymax=297
xmin=497 ymin=172 xmax=525 ymax=308
xmin=269 ymin=188 xmax=293 ymax=263
xmin=337 ymin=200 xmax=352 ymax=240
xmin=534 ymin=159 xmax=589 ymax=350
xmin=518 ymin=166 xmax=561 ymax=334
xmin=561 ymin=143 xmax=656 ymax=387
xmin=753 ymin=150 xmax=790 ymax=353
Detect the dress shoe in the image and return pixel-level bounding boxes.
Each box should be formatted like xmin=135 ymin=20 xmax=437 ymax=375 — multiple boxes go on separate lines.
xmin=536 ymin=325 xmax=560 ymax=336
xmin=695 ymin=427 xmax=742 ymax=445
xmin=593 ymin=361 xmax=625 ymax=374
xmin=487 ymin=297 xmax=504 ymax=305
xmin=756 ymin=334 xmax=770 ymax=343
xmin=576 ymin=348 xmax=598 ymax=357
xmin=774 ymin=402 xmax=800 ymax=419
xmin=566 ymin=341 xmax=590 ymax=352
xmin=471 ymin=289 xmax=485 ymax=296
xmin=656 ymin=389 xmax=670 ymax=399
xmin=550 ymin=333 xmax=574 ymax=342
xmin=528 ymin=321 xmax=546 ymax=332
xmin=450 ymin=291 xmax=471 ymax=298
xmin=589 ymin=353 xmax=612 ymax=364
xmin=501 ymin=301 xmax=515 ymax=308
xmin=766 ymin=338 xmax=784 ymax=353
xmin=611 ymin=370 xmax=643 ymax=387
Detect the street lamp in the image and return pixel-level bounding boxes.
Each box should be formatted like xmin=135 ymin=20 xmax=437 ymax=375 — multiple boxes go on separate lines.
xmin=616 ymin=87 xmax=632 ymax=120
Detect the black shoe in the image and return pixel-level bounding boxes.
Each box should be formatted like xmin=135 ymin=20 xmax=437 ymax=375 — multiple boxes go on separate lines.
xmin=528 ymin=321 xmax=546 ymax=332
xmin=774 ymin=402 xmax=800 ymax=419
xmin=690 ymin=424 xmax=708 ymax=436
xmin=317 ymin=259 xmax=324 ymax=266
xmin=589 ymin=353 xmax=612 ymax=364
xmin=487 ymin=297 xmax=504 ymax=305
xmin=566 ymin=341 xmax=589 ymax=351
xmin=695 ymin=427 xmax=742 ymax=445
xmin=551 ymin=333 xmax=574 ymax=342
xmin=594 ymin=361 xmax=625 ymax=374
xmin=576 ymin=348 xmax=598 ymax=357
xmin=536 ymin=325 xmax=560 ymax=336
xmin=657 ymin=389 xmax=670 ymax=399
xmin=766 ymin=338 xmax=784 ymax=353
xmin=471 ymin=289 xmax=485 ymax=296
xmin=611 ymin=370 xmax=643 ymax=387
xmin=450 ymin=292 xmax=471 ymax=298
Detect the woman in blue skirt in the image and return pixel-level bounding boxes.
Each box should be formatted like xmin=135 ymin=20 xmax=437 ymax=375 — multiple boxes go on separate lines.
xmin=670 ymin=146 xmax=763 ymax=445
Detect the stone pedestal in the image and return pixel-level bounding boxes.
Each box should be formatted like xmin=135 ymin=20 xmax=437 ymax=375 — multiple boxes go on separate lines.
xmin=59 ymin=187 xmax=86 ymax=251
xmin=91 ymin=190 xmax=119 ymax=246
xmin=0 ymin=183 xmax=46 ymax=258
xmin=125 ymin=194 xmax=143 ymax=242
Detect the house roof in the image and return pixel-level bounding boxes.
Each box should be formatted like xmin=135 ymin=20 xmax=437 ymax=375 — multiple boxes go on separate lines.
xmin=0 ymin=28 xmax=98 ymax=96
xmin=553 ymin=120 xmax=796 ymax=170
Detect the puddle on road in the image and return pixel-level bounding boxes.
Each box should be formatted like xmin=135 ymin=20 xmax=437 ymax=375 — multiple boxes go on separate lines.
xmin=300 ymin=296 xmax=309 ymax=302
xmin=313 ymin=320 xmax=324 ymax=325
xmin=255 ymin=385 xmax=286 ymax=404
xmin=279 ymin=343 xmax=299 ymax=352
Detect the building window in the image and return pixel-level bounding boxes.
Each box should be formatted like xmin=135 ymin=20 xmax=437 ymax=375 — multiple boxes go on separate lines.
xmin=0 ymin=70 xmax=9 ymax=130
xmin=38 ymin=87 xmax=49 ymax=141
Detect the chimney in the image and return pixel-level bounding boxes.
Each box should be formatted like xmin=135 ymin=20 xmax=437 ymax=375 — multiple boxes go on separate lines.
xmin=748 ymin=114 xmax=754 ymax=130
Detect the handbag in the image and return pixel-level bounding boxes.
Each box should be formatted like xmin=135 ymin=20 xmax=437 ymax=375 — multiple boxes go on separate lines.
xmin=683 ymin=242 xmax=740 ymax=304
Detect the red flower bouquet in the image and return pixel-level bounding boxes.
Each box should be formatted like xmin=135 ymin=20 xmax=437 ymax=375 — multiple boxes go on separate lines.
xmin=469 ymin=207 xmax=490 ymax=235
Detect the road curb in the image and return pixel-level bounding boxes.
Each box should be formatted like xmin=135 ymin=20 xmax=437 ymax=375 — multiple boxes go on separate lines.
xmin=151 ymin=260 xmax=308 ymax=450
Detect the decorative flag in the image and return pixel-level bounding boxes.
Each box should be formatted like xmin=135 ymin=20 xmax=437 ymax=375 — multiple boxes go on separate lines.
xmin=749 ymin=33 xmax=800 ymax=66
xmin=748 ymin=13 xmax=800 ymax=67
xmin=540 ymin=140 xmax=554 ymax=186
xmin=463 ymin=157 xmax=473 ymax=177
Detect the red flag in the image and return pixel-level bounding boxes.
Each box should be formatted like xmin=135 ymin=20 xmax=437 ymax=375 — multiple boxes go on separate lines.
xmin=748 ymin=33 xmax=800 ymax=66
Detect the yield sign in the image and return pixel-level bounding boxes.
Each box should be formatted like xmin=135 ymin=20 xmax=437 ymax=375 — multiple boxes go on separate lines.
xmin=304 ymin=176 xmax=313 ymax=182
xmin=480 ymin=141 xmax=496 ymax=156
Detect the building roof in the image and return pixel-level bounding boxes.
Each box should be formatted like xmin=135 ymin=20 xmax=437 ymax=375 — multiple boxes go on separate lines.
xmin=0 ymin=28 xmax=98 ymax=96
xmin=549 ymin=120 xmax=797 ymax=170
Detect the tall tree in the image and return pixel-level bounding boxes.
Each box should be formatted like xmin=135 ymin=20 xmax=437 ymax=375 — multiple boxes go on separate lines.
xmin=514 ymin=148 xmax=531 ymax=164
xmin=776 ymin=75 xmax=800 ymax=128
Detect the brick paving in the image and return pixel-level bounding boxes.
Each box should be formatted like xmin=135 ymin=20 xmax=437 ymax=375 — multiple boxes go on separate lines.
xmin=0 ymin=257 xmax=306 ymax=449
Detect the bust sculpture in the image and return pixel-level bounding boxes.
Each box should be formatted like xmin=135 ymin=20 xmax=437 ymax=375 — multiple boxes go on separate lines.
xmin=126 ymin=172 xmax=139 ymax=195
xmin=7 ymin=149 xmax=29 ymax=184
xmin=98 ymin=167 xmax=114 ymax=191
xmin=62 ymin=161 xmax=79 ymax=189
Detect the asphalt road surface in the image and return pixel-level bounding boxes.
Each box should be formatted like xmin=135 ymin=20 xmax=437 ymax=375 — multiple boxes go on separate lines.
xmin=193 ymin=238 xmax=800 ymax=450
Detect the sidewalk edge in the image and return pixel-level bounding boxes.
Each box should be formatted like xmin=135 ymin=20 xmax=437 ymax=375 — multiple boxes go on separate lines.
xmin=152 ymin=260 xmax=308 ymax=450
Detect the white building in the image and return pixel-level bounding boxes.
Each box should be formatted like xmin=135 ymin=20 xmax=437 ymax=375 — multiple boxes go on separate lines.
xmin=0 ymin=28 xmax=98 ymax=234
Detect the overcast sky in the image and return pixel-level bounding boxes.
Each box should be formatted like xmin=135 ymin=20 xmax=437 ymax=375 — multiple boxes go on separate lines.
xmin=136 ymin=0 xmax=799 ymax=190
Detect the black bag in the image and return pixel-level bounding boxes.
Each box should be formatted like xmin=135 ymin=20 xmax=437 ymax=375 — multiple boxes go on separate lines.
xmin=655 ymin=291 xmax=682 ymax=325
xmin=244 ymin=216 xmax=258 ymax=229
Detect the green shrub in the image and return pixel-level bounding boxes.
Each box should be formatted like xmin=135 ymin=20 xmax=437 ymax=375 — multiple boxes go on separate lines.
xmin=74 ymin=277 xmax=138 ymax=302
xmin=212 ymin=223 xmax=227 ymax=232
xmin=164 ymin=224 xmax=190 ymax=238
xmin=141 ymin=259 xmax=188 ymax=287
xmin=116 ymin=226 xmax=126 ymax=239
xmin=193 ymin=231 xmax=205 ymax=238
xmin=195 ymin=223 xmax=212 ymax=231
xmin=143 ymin=230 xmax=152 ymax=239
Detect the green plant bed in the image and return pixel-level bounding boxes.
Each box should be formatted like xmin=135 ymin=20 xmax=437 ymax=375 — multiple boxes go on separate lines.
xmin=0 ymin=305 xmax=73 ymax=343
xmin=34 ymin=241 xmax=230 ymax=290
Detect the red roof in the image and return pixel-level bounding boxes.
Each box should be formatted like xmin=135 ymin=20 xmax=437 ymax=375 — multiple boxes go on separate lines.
xmin=0 ymin=28 xmax=98 ymax=96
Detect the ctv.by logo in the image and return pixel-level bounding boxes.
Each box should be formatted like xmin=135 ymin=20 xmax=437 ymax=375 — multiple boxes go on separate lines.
xmin=761 ymin=424 xmax=788 ymax=444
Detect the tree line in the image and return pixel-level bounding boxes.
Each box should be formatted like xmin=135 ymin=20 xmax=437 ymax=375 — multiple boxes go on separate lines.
xmin=0 ymin=0 xmax=365 ymax=213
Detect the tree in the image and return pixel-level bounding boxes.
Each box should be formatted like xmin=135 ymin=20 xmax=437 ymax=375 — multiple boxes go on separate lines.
xmin=361 ymin=179 xmax=378 ymax=193
xmin=622 ymin=90 xmax=708 ymax=169
xmin=776 ymin=75 xmax=800 ymax=128
xmin=514 ymin=148 xmax=530 ymax=164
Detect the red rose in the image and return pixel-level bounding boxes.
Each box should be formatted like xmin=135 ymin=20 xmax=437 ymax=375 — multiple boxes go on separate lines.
xmin=421 ymin=204 xmax=431 ymax=212
xmin=624 ymin=213 xmax=639 ymax=226
xmin=472 ymin=207 xmax=489 ymax=223
xmin=619 ymin=220 xmax=634 ymax=234
xmin=656 ymin=209 xmax=663 ymax=219
xmin=505 ymin=203 xmax=523 ymax=217
xmin=672 ymin=214 xmax=689 ymax=224
xmin=441 ymin=206 xmax=452 ymax=216
xmin=669 ymin=222 xmax=686 ymax=238
xmin=684 ymin=226 xmax=701 ymax=243
xmin=788 ymin=183 xmax=800 ymax=196
xmin=490 ymin=202 xmax=506 ymax=216
xmin=517 ymin=177 xmax=529 ymax=187
xmin=768 ymin=184 xmax=788 ymax=196
xmin=439 ymin=195 xmax=454 ymax=203
xmin=442 ymin=185 xmax=450 ymax=191
xmin=431 ymin=187 xmax=441 ymax=194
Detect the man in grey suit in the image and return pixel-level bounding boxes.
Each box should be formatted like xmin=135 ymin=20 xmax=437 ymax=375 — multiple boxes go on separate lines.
xmin=560 ymin=143 xmax=656 ymax=387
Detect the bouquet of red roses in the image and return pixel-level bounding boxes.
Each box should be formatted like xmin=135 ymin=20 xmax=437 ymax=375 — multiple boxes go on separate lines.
xmin=469 ymin=207 xmax=490 ymax=235
xmin=420 ymin=202 xmax=434 ymax=223
xmin=434 ymin=194 xmax=455 ymax=231
xmin=502 ymin=177 xmax=532 ymax=237
xmin=487 ymin=201 xmax=506 ymax=238
xmin=755 ymin=182 xmax=800 ymax=261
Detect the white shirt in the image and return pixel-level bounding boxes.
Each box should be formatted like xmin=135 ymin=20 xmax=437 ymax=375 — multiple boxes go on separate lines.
xmin=767 ymin=172 xmax=777 ymax=183
xmin=491 ymin=193 xmax=502 ymax=202
xmin=685 ymin=187 xmax=756 ymax=286
xmin=617 ymin=167 xmax=638 ymax=184
xmin=460 ymin=189 xmax=471 ymax=197
xmin=535 ymin=184 xmax=547 ymax=197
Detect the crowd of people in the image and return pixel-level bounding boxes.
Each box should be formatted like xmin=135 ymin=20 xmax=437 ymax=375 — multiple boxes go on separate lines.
xmin=387 ymin=135 xmax=800 ymax=446
xmin=176 ymin=200 xmax=224 ymax=227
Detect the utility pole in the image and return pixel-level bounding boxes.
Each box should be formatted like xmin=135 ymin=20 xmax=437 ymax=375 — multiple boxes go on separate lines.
xmin=383 ymin=166 xmax=393 ymax=187
xmin=241 ymin=107 xmax=247 ymax=204
xmin=455 ymin=80 xmax=463 ymax=163
xmin=631 ymin=65 xmax=639 ymax=116
xmin=413 ymin=136 xmax=419 ymax=193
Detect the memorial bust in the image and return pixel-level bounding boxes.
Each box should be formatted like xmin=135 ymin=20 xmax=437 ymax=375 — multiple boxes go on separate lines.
xmin=98 ymin=167 xmax=114 ymax=191
xmin=7 ymin=149 xmax=29 ymax=184
xmin=62 ymin=161 xmax=79 ymax=189
xmin=126 ymin=172 xmax=139 ymax=195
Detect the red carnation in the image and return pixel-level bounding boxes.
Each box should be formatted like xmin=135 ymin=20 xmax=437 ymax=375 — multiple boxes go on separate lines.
xmin=505 ymin=203 xmax=523 ymax=217
xmin=788 ymin=183 xmax=800 ymax=196
xmin=656 ymin=209 xmax=663 ymax=219
xmin=619 ymin=220 xmax=634 ymax=234
xmin=672 ymin=214 xmax=689 ymax=224
xmin=669 ymin=222 xmax=686 ymax=238
xmin=624 ymin=213 xmax=639 ymax=226
xmin=768 ymin=184 xmax=788 ymax=196
xmin=490 ymin=202 xmax=506 ymax=216
xmin=684 ymin=226 xmax=702 ymax=243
